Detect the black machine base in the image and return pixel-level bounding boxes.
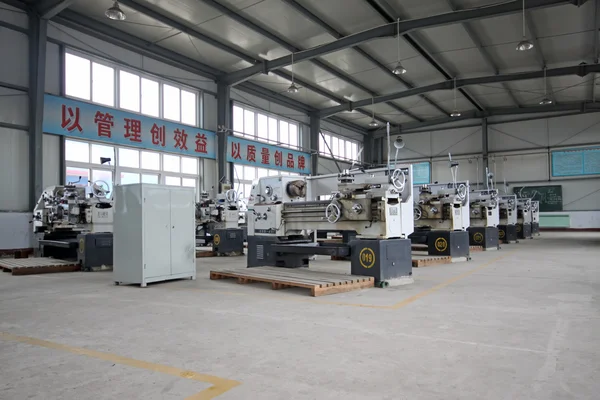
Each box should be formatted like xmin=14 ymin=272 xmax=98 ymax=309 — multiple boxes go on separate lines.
xmin=426 ymin=231 xmax=470 ymax=258
xmin=350 ymin=238 xmax=412 ymax=282
xmin=467 ymin=226 xmax=500 ymax=250
xmin=532 ymin=222 xmax=540 ymax=236
xmin=517 ymin=223 xmax=533 ymax=239
xmin=498 ymin=224 xmax=518 ymax=243
xmin=247 ymin=236 xmax=412 ymax=283
xmin=212 ymin=228 xmax=245 ymax=256
xmin=77 ymin=233 xmax=113 ymax=271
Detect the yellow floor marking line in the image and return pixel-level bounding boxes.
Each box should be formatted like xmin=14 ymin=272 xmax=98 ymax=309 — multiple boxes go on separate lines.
xmin=390 ymin=252 xmax=512 ymax=309
xmin=0 ymin=332 xmax=241 ymax=400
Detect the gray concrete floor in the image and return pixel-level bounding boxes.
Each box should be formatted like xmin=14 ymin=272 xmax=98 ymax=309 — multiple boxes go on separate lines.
xmin=1 ymin=232 xmax=599 ymax=400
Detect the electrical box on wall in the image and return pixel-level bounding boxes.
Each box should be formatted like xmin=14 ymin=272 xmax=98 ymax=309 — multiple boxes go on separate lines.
xmin=113 ymin=183 xmax=196 ymax=287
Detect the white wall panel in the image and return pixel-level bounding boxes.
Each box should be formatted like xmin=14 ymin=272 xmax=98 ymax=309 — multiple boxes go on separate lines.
xmin=202 ymin=159 xmax=217 ymax=193
xmin=491 ymin=152 xmax=550 ymax=184
xmin=431 ymin=156 xmax=479 ymax=186
xmin=317 ymin=156 xmax=352 ymax=175
xmin=548 ymin=113 xmax=600 ymax=147
xmin=489 ymin=119 xmax=549 ymax=151
xmin=0 ymin=129 xmax=29 ymax=211
xmin=45 ymin=42 xmax=61 ymax=95
xmin=431 ymin=127 xmax=482 ymax=157
xmin=43 ymin=134 xmax=61 ymax=188
xmin=0 ymin=87 xmax=28 ymax=127
xmin=0 ymin=27 xmax=28 ymax=88
xmin=231 ymin=88 xmax=309 ymax=125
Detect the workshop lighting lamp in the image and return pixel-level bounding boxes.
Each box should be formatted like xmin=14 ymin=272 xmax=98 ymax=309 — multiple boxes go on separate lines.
xmin=539 ymin=66 xmax=553 ymax=105
xmin=516 ymin=0 xmax=533 ymax=51
xmin=392 ymin=18 xmax=407 ymax=75
xmin=368 ymin=97 xmax=379 ymax=127
xmin=105 ymin=1 xmax=126 ymax=21
xmin=287 ymin=52 xmax=299 ymax=94
xmin=450 ymin=77 xmax=461 ymax=117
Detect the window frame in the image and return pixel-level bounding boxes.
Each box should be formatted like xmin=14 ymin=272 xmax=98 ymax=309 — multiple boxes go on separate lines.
xmin=318 ymin=131 xmax=362 ymax=163
xmin=232 ymin=102 xmax=301 ymax=150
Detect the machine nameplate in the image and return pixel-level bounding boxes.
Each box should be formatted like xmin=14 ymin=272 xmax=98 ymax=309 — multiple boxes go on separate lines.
xmin=359 ymin=248 xmax=376 ymax=269
xmin=434 ymin=237 xmax=448 ymax=252
xmin=473 ymin=232 xmax=484 ymax=243
xmin=389 ymin=208 xmax=398 ymax=215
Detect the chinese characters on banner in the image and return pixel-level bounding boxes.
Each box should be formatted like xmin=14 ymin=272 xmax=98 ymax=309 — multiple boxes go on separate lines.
xmin=226 ymin=137 xmax=311 ymax=174
xmin=43 ymin=94 xmax=216 ymax=159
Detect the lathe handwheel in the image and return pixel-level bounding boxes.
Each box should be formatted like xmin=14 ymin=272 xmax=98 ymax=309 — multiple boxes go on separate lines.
xmin=391 ymin=168 xmax=406 ymax=192
xmin=325 ymin=202 xmax=342 ymax=223
xmin=414 ymin=206 xmax=422 ymax=220
xmin=456 ymin=183 xmax=467 ymax=201
xmin=225 ymin=189 xmax=238 ymax=204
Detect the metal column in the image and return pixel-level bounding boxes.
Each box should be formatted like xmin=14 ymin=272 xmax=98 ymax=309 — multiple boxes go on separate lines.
xmin=309 ymin=113 xmax=320 ymax=175
xmin=482 ymin=118 xmax=489 ymax=188
xmin=216 ymin=81 xmax=231 ymax=189
xmin=28 ymin=12 xmax=48 ymax=209
xmin=363 ymin=135 xmax=375 ymax=166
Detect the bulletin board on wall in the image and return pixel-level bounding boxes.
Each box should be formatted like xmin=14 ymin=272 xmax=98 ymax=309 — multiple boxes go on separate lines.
xmin=551 ymin=147 xmax=600 ymax=177
xmin=512 ymin=185 xmax=563 ymax=212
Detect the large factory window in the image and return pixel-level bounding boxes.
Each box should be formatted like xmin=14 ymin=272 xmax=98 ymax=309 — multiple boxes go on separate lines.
xmin=64 ymin=50 xmax=200 ymax=127
xmin=65 ymin=139 xmax=200 ymax=199
xmin=319 ymin=131 xmax=360 ymax=162
xmin=232 ymin=103 xmax=300 ymax=150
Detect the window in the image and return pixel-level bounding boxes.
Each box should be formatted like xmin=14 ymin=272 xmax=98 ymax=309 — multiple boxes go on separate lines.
xmin=319 ymin=131 xmax=361 ymax=162
xmin=92 ymin=63 xmax=114 ymax=107
xmin=119 ymin=70 xmax=140 ymax=112
xmin=64 ymin=139 xmax=201 ymax=199
xmin=141 ymin=78 xmax=159 ymax=117
xmin=232 ymin=102 xmax=300 ymax=149
xmin=65 ymin=53 xmax=90 ymax=100
xmin=181 ymin=90 xmax=197 ymax=126
xmin=163 ymin=84 xmax=181 ymax=122
xmin=64 ymin=50 xmax=201 ymax=126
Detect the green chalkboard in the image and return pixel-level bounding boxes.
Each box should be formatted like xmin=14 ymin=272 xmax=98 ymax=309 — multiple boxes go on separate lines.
xmin=512 ymin=185 xmax=563 ymax=212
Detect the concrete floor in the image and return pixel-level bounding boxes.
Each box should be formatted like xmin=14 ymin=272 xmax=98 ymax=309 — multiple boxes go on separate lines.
xmin=1 ymin=232 xmax=599 ymax=400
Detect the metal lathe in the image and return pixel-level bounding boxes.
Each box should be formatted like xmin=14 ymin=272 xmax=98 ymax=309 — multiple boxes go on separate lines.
xmin=516 ymin=198 xmax=533 ymax=239
xmin=498 ymin=194 xmax=518 ymax=243
xmin=531 ymin=200 xmax=541 ymax=236
xmin=410 ymin=181 xmax=471 ymax=259
xmin=246 ymin=165 xmax=415 ymax=284
xmin=467 ymin=189 xmax=500 ymax=250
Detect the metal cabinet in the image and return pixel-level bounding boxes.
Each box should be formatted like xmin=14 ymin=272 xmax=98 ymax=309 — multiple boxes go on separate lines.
xmin=113 ymin=183 xmax=196 ymax=287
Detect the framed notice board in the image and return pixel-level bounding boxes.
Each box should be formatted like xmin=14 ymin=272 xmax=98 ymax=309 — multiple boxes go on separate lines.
xmin=551 ymin=147 xmax=600 ymax=177
xmin=512 ymin=185 xmax=563 ymax=212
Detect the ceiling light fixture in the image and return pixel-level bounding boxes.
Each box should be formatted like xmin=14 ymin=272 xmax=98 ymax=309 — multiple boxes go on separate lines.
xmin=516 ymin=0 xmax=533 ymax=51
xmin=368 ymin=97 xmax=379 ymax=127
xmin=392 ymin=18 xmax=407 ymax=75
xmin=450 ymin=77 xmax=461 ymax=117
xmin=105 ymin=1 xmax=126 ymax=21
xmin=539 ymin=66 xmax=553 ymax=105
xmin=287 ymin=52 xmax=299 ymax=93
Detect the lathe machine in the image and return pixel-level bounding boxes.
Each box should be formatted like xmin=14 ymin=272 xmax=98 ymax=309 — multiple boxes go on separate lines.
xmin=195 ymin=186 xmax=245 ymax=256
xmin=410 ymin=181 xmax=471 ymax=259
xmin=32 ymin=182 xmax=113 ymax=271
xmin=246 ymin=166 xmax=415 ymax=284
xmin=531 ymin=200 xmax=541 ymax=236
xmin=516 ymin=198 xmax=533 ymax=239
xmin=467 ymin=189 xmax=500 ymax=250
xmin=498 ymin=194 xmax=518 ymax=243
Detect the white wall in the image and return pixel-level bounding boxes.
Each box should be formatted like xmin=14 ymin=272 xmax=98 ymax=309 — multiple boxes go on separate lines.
xmin=392 ymin=113 xmax=600 ymax=228
xmin=317 ymin=156 xmax=352 ymax=175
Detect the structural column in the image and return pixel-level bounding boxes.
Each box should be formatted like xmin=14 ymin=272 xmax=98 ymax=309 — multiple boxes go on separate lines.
xmin=482 ymin=117 xmax=489 ymax=188
xmin=216 ymin=81 xmax=231 ymax=189
xmin=309 ymin=113 xmax=320 ymax=175
xmin=28 ymin=12 xmax=48 ymax=209
xmin=363 ymin=134 xmax=374 ymax=166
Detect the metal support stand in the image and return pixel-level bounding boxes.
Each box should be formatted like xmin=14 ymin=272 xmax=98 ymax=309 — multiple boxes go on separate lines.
xmin=423 ymin=231 xmax=470 ymax=259
xmin=350 ymin=238 xmax=412 ymax=283
xmin=498 ymin=224 xmax=518 ymax=243
xmin=212 ymin=228 xmax=245 ymax=256
xmin=517 ymin=223 xmax=533 ymax=239
xmin=467 ymin=226 xmax=500 ymax=250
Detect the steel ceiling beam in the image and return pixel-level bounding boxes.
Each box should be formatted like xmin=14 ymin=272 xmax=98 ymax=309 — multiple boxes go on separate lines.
xmin=320 ymin=63 xmax=600 ymax=117
xmin=281 ymin=0 xmax=447 ymax=116
xmin=50 ymin=11 xmax=369 ymax=134
xmin=365 ymin=0 xmax=484 ymax=112
xmin=445 ymin=0 xmax=521 ymax=107
xmin=591 ymin=0 xmax=599 ymax=101
xmin=198 ymin=0 xmax=421 ymax=122
xmin=37 ymin=0 xmax=77 ymax=19
xmin=394 ymin=101 xmax=600 ymax=132
xmin=525 ymin=11 xmax=557 ymax=103
xmin=222 ymin=0 xmax=581 ymax=85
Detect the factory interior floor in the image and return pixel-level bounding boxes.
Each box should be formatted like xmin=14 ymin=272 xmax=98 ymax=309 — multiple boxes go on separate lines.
xmin=1 ymin=232 xmax=599 ymax=400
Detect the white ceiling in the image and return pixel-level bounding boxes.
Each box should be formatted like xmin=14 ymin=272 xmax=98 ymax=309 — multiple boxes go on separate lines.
xmin=64 ymin=0 xmax=598 ymax=131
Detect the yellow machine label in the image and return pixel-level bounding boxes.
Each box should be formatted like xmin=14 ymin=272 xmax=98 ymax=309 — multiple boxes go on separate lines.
xmin=359 ymin=248 xmax=375 ymax=269
xmin=434 ymin=237 xmax=448 ymax=252
xmin=213 ymin=234 xmax=221 ymax=246
xmin=473 ymin=232 xmax=484 ymax=243
xmin=499 ymin=229 xmax=505 ymax=239
xmin=516 ymin=224 xmax=522 ymax=232
xmin=79 ymin=238 xmax=84 ymax=254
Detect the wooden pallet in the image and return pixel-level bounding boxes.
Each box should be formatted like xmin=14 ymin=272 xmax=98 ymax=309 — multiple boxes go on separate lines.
xmin=210 ymin=267 xmax=374 ymax=297
xmin=411 ymin=254 xmax=452 ymax=268
xmin=0 ymin=248 xmax=33 ymax=259
xmin=0 ymin=257 xmax=80 ymax=276
xmin=196 ymin=250 xmax=216 ymax=257
xmin=470 ymin=245 xmax=483 ymax=252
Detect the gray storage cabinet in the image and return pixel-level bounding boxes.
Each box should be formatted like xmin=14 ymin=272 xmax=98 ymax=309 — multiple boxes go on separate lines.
xmin=113 ymin=183 xmax=196 ymax=287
